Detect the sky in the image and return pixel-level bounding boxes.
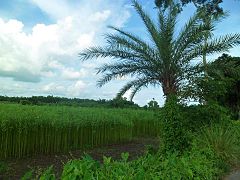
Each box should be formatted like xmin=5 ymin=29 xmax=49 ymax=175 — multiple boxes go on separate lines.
xmin=0 ymin=0 xmax=239 ymax=106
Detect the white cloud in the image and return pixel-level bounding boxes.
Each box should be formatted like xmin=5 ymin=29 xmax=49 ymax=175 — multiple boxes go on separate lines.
xmin=62 ymin=68 xmax=87 ymax=80
xmin=90 ymin=10 xmax=111 ymax=22
xmin=67 ymin=80 xmax=87 ymax=96
xmin=29 ymin=0 xmax=72 ymax=19
xmin=41 ymin=80 xmax=87 ymax=97
xmin=42 ymin=83 xmax=65 ymax=94
xmin=0 ymin=0 xmax=131 ymax=83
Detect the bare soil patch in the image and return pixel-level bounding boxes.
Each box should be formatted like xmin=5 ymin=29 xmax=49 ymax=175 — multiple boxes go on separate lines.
xmin=0 ymin=138 xmax=159 ymax=180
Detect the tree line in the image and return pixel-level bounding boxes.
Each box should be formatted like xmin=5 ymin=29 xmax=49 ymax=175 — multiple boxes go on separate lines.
xmin=0 ymin=95 xmax=139 ymax=108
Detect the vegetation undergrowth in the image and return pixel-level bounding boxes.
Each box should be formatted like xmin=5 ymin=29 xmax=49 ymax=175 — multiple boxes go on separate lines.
xmin=22 ymin=141 xmax=224 ymax=180
xmin=198 ymin=122 xmax=240 ymax=168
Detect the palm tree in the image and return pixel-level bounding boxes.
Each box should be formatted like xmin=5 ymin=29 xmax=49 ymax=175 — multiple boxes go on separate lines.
xmin=79 ymin=0 xmax=240 ymax=102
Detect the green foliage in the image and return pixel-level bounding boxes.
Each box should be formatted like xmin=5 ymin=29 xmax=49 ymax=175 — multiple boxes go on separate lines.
xmin=39 ymin=166 xmax=56 ymax=180
xmin=21 ymin=170 xmax=33 ymax=180
xmin=155 ymin=0 xmax=224 ymax=15
xmin=61 ymin=155 xmax=100 ymax=180
xmin=182 ymin=103 xmax=231 ymax=131
xmin=30 ymin=142 xmax=222 ymax=180
xmin=20 ymin=100 xmax=32 ymax=105
xmin=147 ymin=98 xmax=160 ymax=110
xmin=0 ymin=95 xmax=140 ymax=108
xmin=158 ymin=96 xmax=190 ymax=153
xmin=197 ymin=123 xmax=240 ymax=166
xmin=155 ymin=146 xmax=220 ymax=179
xmin=0 ymin=104 xmax=159 ymax=159
xmin=182 ymin=54 xmax=240 ymax=119
xmin=209 ymin=54 xmax=240 ymax=119
xmin=109 ymin=97 xmax=139 ymax=108
xmin=21 ymin=166 xmax=56 ymax=180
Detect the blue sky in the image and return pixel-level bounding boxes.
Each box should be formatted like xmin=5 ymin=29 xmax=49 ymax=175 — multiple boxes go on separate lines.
xmin=0 ymin=0 xmax=239 ymax=106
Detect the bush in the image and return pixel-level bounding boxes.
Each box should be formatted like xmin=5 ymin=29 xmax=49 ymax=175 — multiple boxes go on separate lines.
xmin=158 ymin=96 xmax=191 ymax=153
xmin=182 ymin=102 xmax=231 ymax=132
xmin=197 ymin=123 xmax=240 ymax=168
xmin=21 ymin=166 xmax=55 ymax=180
xmin=27 ymin=144 xmax=222 ymax=180
xmin=20 ymin=100 xmax=32 ymax=105
xmin=61 ymin=155 xmax=100 ymax=179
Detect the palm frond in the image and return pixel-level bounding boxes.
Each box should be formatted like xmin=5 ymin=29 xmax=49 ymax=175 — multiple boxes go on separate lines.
xmin=79 ymin=46 xmax=144 ymax=63
xmin=108 ymin=26 xmax=148 ymax=47
xmin=205 ymin=33 xmax=240 ymax=54
xmin=183 ymin=33 xmax=240 ymax=63
xmin=116 ymin=77 xmax=156 ymax=100
xmin=133 ymin=0 xmax=162 ymax=50
xmin=157 ymin=4 xmax=177 ymax=64
xmin=104 ymin=33 xmax=159 ymax=65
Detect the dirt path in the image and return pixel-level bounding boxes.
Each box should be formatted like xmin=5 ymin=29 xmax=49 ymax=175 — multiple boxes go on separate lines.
xmin=0 ymin=138 xmax=159 ymax=179
xmin=224 ymin=169 xmax=240 ymax=180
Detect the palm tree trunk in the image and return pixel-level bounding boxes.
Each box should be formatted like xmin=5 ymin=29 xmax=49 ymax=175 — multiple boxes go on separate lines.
xmin=162 ymin=79 xmax=178 ymax=103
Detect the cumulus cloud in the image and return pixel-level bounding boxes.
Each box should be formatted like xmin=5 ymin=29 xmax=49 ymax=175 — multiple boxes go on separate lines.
xmin=0 ymin=0 xmax=131 ymax=84
xmin=67 ymin=80 xmax=87 ymax=96
xmin=62 ymin=68 xmax=87 ymax=80
xmin=42 ymin=83 xmax=65 ymax=94
xmin=41 ymin=80 xmax=87 ymax=97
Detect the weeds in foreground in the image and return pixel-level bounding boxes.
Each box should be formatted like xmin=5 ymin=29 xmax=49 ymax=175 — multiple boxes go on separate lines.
xmin=198 ymin=123 xmax=240 ymax=167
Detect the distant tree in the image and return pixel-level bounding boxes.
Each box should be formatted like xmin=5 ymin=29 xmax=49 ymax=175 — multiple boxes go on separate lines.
xmin=20 ymin=100 xmax=32 ymax=105
xmin=147 ymin=98 xmax=160 ymax=109
xmin=109 ymin=97 xmax=139 ymax=108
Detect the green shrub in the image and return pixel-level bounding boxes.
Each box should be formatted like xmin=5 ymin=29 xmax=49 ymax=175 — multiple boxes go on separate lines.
xmin=21 ymin=170 xmax=33 ymax=180
xmin=156 ymin=147 xmax=220 ymax=179
xmin=29 ymin=144 xmax=222 ymax=180
xmin=182 ymin=102 xmax=231 ymax=132
xmin=158 ymin=97 xmax=191 ymax=153
xmin=61 ymin=155 xmax=100 ymax=179
xmin=197 ymin=123 xmax=240 ymax=167
xmin=21 ymin=166 xmax=55 ymax=180
xmin=39 ymin=166 xmax=56 ymax=180
xmin=20 ymin=100 xmax=32 ymax=105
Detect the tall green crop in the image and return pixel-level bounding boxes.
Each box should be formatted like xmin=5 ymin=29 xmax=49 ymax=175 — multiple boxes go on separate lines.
xmin=0 ymin=104 xmax=160 ymax=159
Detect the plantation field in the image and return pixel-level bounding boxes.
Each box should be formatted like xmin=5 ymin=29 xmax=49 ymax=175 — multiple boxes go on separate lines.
xmin=0 ymin=104 xmax=159 ymax=159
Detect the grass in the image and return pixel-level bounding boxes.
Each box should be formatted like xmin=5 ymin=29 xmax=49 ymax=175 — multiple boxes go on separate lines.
xmin=197 ymin=122 xmax=240 ymax=167
xmin=0 ymin=104 xmax=159 ymax=159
